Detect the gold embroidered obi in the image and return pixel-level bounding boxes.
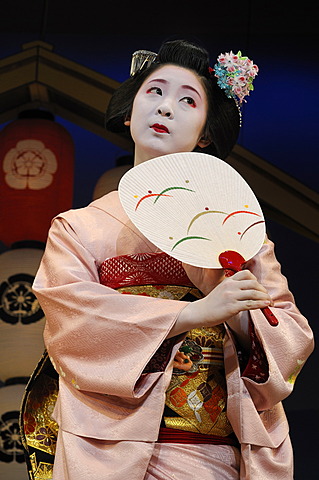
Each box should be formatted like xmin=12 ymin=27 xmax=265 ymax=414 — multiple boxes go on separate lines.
xmin=99 ymin=252 xmax=233 ymax=438
xmin=163 ymin=325 xmax=233 ymax=436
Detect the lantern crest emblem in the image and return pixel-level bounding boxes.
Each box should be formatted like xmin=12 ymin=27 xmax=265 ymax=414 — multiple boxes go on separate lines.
xmin=3 ymin=139 xmax=57 ymax=190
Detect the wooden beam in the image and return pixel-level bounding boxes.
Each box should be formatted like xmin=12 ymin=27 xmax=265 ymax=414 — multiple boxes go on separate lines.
xmin=228 ymin=145 xmax=319 ymax=242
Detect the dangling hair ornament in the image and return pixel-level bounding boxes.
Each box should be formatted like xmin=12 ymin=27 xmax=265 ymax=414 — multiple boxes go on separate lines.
xmin=212 ymin=51 xmax=259 ymax=104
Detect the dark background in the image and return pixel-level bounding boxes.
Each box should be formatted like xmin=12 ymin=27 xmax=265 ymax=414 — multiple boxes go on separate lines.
xmin=1 ymin=1 xmax=318 ymax=477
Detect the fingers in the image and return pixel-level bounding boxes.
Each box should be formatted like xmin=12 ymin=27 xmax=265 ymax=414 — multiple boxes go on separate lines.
xmin=243 ymin=298 xmax=272 ymax=310
xmin=222 ymin=270 xmax=273 ymax=307
xmin=229 ymin=270 xmax=269 ymax=294
xmin=237 ymin=280 xmax=268 ymax=295
xmin=189 ymin=268 xmax=274 ymax=328
xmin=234 ymin=288 xmax=273 ymax=309
xmin=237 ymin=287 xmax=271 ymax=301
xmin=231 ymin=269 xmax=258 ymax=282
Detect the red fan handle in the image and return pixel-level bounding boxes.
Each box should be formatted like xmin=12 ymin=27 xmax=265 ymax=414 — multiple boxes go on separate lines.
xmin=218 ymin=250 xmax=279 ymax=327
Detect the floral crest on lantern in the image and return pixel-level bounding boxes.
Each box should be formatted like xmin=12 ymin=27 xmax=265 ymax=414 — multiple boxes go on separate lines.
xmin=3 ymin=139 xmax=57 ymax=190
xmin=213 ymin=51 xmax=259 ymax=104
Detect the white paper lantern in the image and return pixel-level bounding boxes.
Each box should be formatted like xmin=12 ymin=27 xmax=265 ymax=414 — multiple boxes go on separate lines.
xmin=0 ymin=247 xmax=45 ymax=382
xmin=93 ymin=165 xmax=132 ymax=200
xmin=0 ymin=383 xmax=28 ymax=479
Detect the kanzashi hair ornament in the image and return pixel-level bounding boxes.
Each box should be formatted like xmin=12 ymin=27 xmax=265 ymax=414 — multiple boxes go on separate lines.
xmin=130 ymin=50 xmax=158 ymax=77
xmin=129 ymin=48 xmax=258 ymax=128
xmin=213 ymin=50 xmax=259 ymax=105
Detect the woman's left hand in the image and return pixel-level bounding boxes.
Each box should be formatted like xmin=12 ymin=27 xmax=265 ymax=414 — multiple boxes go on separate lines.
xmin=182 ymin=262 xmax=225 ymax=296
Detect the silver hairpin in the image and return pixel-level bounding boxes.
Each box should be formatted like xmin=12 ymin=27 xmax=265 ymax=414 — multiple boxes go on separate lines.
xmin=130 ymin=50 xmax=158 ymax=77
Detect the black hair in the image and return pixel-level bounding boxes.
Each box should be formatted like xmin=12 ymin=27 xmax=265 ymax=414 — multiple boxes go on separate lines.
xmin=105 ymin=39 xmax=240 ymax=159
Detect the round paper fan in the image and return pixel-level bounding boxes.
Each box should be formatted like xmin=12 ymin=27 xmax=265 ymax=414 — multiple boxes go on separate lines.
xmin=119 ymin=152 xmax=266 ymax=269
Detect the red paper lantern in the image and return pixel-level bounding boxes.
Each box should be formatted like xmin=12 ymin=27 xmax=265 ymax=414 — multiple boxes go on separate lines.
xmin=0 ymin=110 xmax=74 ymax=246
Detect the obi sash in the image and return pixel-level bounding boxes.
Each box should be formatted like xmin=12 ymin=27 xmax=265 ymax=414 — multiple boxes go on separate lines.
xmin=99 ymin=252 xmax=234 ymax=439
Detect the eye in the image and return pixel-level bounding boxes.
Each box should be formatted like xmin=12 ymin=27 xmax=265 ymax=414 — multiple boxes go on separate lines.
xmin=181 ymin=96 xmax=196 ymax=108
xmin=146 ymin=87 xmax=162 ymax=95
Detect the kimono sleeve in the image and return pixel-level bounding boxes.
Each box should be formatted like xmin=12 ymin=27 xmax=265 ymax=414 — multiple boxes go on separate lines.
xmin=240 ymin=238 xmax=314 ymax=411
xmin=32 ymin=215 xmax=188 ymax=399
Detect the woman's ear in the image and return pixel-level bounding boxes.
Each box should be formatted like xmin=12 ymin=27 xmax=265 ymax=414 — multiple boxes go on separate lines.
xmin=124 ymin=119 xmax=131 ymax=126
xmin=197 ymin=136 xmax=211 ymax=148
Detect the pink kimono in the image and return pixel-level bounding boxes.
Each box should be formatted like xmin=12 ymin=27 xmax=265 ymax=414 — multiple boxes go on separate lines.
xmin=32 ymin=191 xmax=314 ymax=479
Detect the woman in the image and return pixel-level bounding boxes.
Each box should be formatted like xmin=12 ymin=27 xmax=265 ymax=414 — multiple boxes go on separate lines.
xmin=29 ymin=40 xmax=313 ymax=479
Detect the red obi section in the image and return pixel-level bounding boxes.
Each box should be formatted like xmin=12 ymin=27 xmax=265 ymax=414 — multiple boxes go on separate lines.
xmin=157 ymin=427 xmax=239 ymax=446
xmin=98 ymin=252 xmax=194 ymax=289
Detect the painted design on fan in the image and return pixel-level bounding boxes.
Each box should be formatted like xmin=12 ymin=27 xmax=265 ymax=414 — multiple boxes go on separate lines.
xmin=171 ymin=205 xmax=265 ymax=251
xmin=238 ymin=220 xmax=265 ymax=240
xmin=222 ymin=210 xmax=262 ymax=225
xmin=130 ymin=172 xmax=264 ymax=252
xmin=187 ymin=209 xmax=228 ymax=234
xmin=222 ymin=209 xmax=264 ymax=239
xmin=135 ymin=192 xmax=172 ymax=210
xmin=153 ymin=186 xmax=195 ymax=203
xmin=134 ymin=185 xmax=195 ymax=210
xmin=171 ymin=235 xmax=212 ymax=251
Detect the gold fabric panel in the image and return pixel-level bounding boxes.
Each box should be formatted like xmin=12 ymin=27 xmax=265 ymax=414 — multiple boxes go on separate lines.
xmin=23 ymin=372 xmax=59 ymax=456
xmin=117 ymin=284 xmax=202 ymax=300
xmin=164 ymin=325 xmax=233 ymax=437
xmin=29 ymin=453 xmax=54 ymax=480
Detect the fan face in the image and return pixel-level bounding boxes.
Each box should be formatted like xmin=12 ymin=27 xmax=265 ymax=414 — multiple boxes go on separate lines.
xmin=119 ymin=152 xmax=265 ymax=268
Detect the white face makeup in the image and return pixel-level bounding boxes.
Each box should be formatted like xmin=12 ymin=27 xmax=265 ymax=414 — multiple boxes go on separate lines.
xmin=127 ymin=64 xmax=209 ymax=165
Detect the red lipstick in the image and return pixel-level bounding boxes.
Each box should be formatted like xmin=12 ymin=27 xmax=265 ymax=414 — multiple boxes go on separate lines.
xmin=151 ymin=123 xmax=169 ymax=133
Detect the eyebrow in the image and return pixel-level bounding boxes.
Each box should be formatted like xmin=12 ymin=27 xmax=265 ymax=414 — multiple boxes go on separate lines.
xmin=181 ymin=85 xmax=201 ymax=98
xmin=147 ymin=78 xmax=202 ymax=98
